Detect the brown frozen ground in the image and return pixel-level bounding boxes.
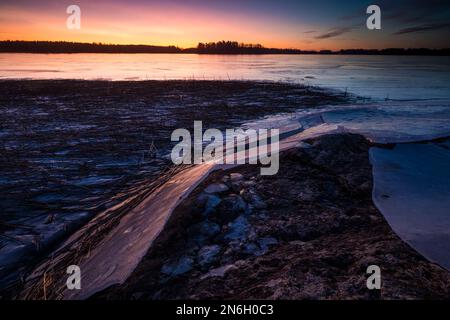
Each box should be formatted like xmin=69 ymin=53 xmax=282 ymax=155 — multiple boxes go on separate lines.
xmin=96 ymin=133 xmax=450 ymax=300
xmin=0 ymin=79 xmax=348 ymax=294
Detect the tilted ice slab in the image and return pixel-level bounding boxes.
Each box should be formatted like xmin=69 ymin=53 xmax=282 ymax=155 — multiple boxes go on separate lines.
xmin=321 ymin=100 xmax=450 ymax=144
xmin=246 ymin=99 xmax=450 ymax=271
xmin=324 ymin=101 xmax=450 ymax=270
xmin=245 ymin=99 xmax=450 ymax=144
xmin=319 ymin=100 xmax=450 ymax=270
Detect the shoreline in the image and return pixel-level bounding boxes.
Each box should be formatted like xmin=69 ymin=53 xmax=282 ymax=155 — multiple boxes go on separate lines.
xmin=18 ymin=132 xmax=450 ymax=300
xmin=1 ymin=79 xmax=449 ymax=299
xmin=93 ymin=133 xmax=450 ymax=299
xmin=0 ymin=79 xmax=348 ymax=297
xmin=371 ymin=139 xmax=450 ymax=271
xmin=1 ymin=41 xmax=450 ymax=56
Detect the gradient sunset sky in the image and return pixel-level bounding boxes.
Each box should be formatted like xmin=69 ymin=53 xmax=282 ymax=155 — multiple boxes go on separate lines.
xmin=1 ymin=0 xmax=449 ymax=50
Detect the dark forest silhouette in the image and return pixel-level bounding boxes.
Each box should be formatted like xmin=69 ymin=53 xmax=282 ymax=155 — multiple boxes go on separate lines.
xmin=192 ymin=41 xmax=307 ymax=54
xmin=1 ymin=40 xmax=449 ymax=55
xmin=0 ymin=41 xmax=182 ymax=53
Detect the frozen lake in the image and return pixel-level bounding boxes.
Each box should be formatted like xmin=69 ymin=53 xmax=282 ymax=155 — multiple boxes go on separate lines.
xmin=1 ymin=54 xmax=450 ymax=287
xmin=245 ymin=98 xmax=450 ymax=271
xmin=371 ymin=141 xmax=450 ymax=270
xmin=1 ymin=53 xmax=450 ymax=100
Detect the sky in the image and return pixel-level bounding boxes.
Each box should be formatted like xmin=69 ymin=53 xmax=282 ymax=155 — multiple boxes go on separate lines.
xmin=0 ymin=0 xmax=449 ymax=50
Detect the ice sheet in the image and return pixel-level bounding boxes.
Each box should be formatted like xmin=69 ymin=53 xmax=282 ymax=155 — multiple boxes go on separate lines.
xmin=245 ymin=99 xmax=450 ymax=271
xmin=245 ymin=99 xmax=450 ymax=144
xmin=370 ymin=142 xmax=450 ymax=270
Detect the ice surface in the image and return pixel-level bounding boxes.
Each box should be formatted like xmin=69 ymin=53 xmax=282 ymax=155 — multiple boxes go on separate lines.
xmin=2 ymin=54 xmax=450 ymax=289
xmin=2 ymin=54 xmax=450 ymax=100
xmin=322 ymin=100 xmax=450 ymax=143
xmin=244 ymin=99 xmax=450 ymax=270
xmin=245 ymin=99 xmax=450 ymax=144
xmin=370 ymin=142 xmax=450 ymax=270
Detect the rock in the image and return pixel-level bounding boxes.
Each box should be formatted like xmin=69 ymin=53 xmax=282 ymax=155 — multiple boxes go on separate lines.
xmin=204 ymin=183 xmax=229 ymax=194
xmin=243 ymin=242 xmax=263 ymax=256
xmin=197 ymin=244 xmax=221 ymax=267
xmin=230 ymin=173 xmax=244 ymax=182
xmin=298 ymin=273 xmax=329 ymax=299
xmin=187 ymin=220 xmax=221 ymax=245
xmin=247 ymin=229 xmax=258 ymax=242
xmin=295 ymin=141 xmax=312 ymax=149
xmin=349 ymin=215 xmax=365 ymax=224
xmin=225 ymin=195 xmax=247 ymax=213
xmin=239 ymin=189 xmax=253 ymax=202
xmin=210 ymin=195 xmax=248 ymax=224
xmin=225 ymin=215 xmax=250 ymax=241
xmin=196 ymin=193 xmax=222 ymax=215
xmin=323 ymin=181 xmax=338 ymax=198
xmin=357 ymin=181 xmax=372 ymax=194
xmin=230 ymin=183 xmax=242 ymax=193
xmin=258 ymin=237 xmax=278 ymax=252
xmin=289 ymin=240 xmax=307 ymax=246
xmin=242 ymin=180 xmax=256 ymax=187
xmin=195 ymin=193 xmax=209 ymax=206
xmin=131 ymin=292 xmax=145 ymax=300
xmin=200 ymin=220 xmax=221 ymax=236
xmin=241 ymin=237 xmax=278 ymax=256
xmin=44 ymin=213 xmax=55 ymax=224
xmin=257 ymin=212 xmax=269 ymax=220
xmin=250 ymin=193 xmax=267 ymax=209
xmin=200 ymin=264 xmax=237 ymax=280
xmin=205 ymin=195 xmax=222 ymax=213
xmin=222 ymin=246 xmax=234 ymax=258
xmin=297 ymin=188 xmax=316 ymax=201
xmin=161 ymin=256 xmax=194 ymax=277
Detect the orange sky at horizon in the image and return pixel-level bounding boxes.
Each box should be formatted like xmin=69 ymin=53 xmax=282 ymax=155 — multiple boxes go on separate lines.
xmin=1 ymin=1 xmax=448 ymax=51
xmin=0 ymin=5 xmax=324 ymax=50
xmin=0 ymin=1 xmax=382 ymax=51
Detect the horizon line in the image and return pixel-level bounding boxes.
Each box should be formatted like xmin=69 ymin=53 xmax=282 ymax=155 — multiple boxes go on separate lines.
xmin=1 ymin=40 xmax=449 ymax=54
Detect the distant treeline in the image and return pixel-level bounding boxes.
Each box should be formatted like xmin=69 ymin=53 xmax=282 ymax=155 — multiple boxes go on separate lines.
xmin=190 ymin=41 xmax=307 ymax=54
xmin=0 ymin=41 xmax=182 ymax=53
xmin=1 ymin=40 xmax=449 ymax=55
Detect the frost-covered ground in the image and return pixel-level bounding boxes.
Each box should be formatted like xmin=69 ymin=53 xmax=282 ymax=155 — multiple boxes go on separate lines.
xmin=93 ymin=133 xmax=450 ymax=300
xmin=0 ymin=79 xmax=347 ymax=291
xmin=1 ymin=78 xmax=450 ymax=295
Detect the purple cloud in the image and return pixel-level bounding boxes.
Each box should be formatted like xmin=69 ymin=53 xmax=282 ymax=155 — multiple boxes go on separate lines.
xmin=394 ymin=22 xmax=450 ymax=35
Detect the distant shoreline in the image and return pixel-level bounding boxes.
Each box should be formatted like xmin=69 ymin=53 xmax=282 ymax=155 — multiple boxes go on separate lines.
xmin=1 ymin=41 xmax=449 ymax=56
